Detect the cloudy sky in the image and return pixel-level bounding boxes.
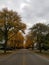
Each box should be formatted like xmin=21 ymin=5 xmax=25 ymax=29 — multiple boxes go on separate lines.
xmin=0 ymin=0 xmax=49 ymax=30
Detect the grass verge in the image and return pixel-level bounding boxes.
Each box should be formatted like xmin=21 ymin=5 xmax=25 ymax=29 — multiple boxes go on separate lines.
xmin=0 ymin=50 xmax=13 ymax=56
xmin=34 ymin=50 xmax=49 ymax=59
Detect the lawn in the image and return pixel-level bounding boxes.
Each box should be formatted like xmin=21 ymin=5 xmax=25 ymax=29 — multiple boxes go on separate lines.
xmin=34 ymin=50 xmax=49 ymax=59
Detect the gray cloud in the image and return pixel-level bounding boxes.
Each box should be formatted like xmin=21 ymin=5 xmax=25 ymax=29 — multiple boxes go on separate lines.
xmin=21 ymin=0 xmax=49 ymax=26
xmin=0 ymin=0 xmax=49 ymax=28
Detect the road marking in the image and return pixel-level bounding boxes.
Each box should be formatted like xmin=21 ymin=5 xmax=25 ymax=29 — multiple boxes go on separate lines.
xmin=23 ymin=54 xmax=26 ymax=65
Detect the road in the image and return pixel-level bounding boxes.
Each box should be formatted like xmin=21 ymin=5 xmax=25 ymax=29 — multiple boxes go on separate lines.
xmin=0 ymin=49 xmax=49 ymax=65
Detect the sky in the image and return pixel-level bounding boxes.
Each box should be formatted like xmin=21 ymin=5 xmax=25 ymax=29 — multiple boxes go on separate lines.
xmin=0 ymin=0 xmax=49 ymax=33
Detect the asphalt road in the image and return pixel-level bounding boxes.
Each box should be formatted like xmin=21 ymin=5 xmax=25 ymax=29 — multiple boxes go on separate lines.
xmin=0 ymin=49 xmax=49 ymax=65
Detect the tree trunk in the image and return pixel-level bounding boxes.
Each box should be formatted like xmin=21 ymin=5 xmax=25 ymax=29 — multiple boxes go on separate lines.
xmin=4 ymin=26 xmax=8 ymax=53
xmin=39 ymin=43 xmax=42 ymax=53
xmin=40 ymin=48 xmax=42 ymax=53
xmin=4 ymin=39 xmax=7 ymax=53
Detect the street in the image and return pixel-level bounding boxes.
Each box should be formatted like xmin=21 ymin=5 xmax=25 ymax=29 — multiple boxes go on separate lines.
xmin=0 ymin=49 xmax=49 ymax=65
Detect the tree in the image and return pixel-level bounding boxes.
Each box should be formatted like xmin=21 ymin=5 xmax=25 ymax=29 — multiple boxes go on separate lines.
xmin=7 ymin=31 xmax=24 ymax=49
xmin=0 ymin=8 xmax=26 ymax=53
xmin=0 ymin=29 xmax=4 ymax=41
xmin=30 ymin=23 xmax=49 ymax=52
xmin=25 ymin=34 xmax=34 ymax=49
xmin=15 ymin=32 xmax=24 ymax=48
xmin=43 ymin=33 xmax=49 ymax=50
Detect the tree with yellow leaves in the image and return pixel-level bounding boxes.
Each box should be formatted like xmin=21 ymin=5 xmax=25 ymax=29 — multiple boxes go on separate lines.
xmin=0 ymin=8 xmax=26 ymax=53
xmin=7 ymin=31 xmax=24 ymax=49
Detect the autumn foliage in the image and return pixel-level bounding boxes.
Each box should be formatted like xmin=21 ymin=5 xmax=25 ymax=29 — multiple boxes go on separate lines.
xmin=0 ymin=8 xmax=26 ymax=53
xmin=25 ymin=35 xmax=33 ymax=48
xmin=7 ymin=31 xmax=24 ymax=48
